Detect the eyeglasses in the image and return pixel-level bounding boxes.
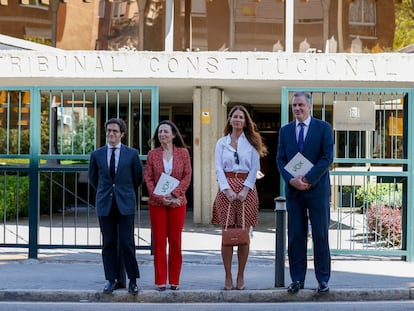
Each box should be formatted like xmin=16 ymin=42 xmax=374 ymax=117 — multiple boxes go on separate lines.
xmin=234 ymin=152 xmax=240 ymax=165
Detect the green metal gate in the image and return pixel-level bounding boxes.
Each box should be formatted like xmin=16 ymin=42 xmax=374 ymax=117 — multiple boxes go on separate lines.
xmin=281 ymin=87 xmax=414 ymax=261
xmin=0 ymin=86 xmax=159 ymax=258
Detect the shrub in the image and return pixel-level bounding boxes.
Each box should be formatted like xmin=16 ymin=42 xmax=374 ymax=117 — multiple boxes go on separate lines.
xmin=0 ymin=174 xmax=30 ymax=220
xmin=356 ymin=182 xmax=403 ymax=209
xmin=367 ymin=204 xmax=402 ymax=247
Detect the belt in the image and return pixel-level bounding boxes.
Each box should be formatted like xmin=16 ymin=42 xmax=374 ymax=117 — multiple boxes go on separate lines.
xmin=225 ymin=172 xmax=248 ymax=179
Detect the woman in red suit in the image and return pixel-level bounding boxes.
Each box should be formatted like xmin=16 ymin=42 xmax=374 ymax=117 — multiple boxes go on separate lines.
xmin=144 ymin=120 xmax=192 ymax=291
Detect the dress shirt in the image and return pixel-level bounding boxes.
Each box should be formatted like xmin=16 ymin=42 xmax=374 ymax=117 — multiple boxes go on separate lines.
xmin=296 ymin=116 xmax=311 ymax=142
xmin=107 ymin=143 xmax=121 ymax=174
xmin=215 ymin=133 xmax=260 ymax=191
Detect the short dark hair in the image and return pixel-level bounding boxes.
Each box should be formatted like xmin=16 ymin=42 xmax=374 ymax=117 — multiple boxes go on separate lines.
xmin=105 ymin=118 xmax=127 ymax=133
xmin=292 ymin=92 xmax=311 ymax=104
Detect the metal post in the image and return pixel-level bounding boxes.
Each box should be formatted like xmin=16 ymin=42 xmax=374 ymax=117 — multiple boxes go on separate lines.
xmin=274 ymin=196 xmax=287 ymax=287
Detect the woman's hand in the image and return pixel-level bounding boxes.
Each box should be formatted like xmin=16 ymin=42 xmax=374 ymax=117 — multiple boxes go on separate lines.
xmin=224 ymin=189 xmax=237 ymax=202
xmin=162 ymin=194 xmax=174 ymax=206
xmin=236 ymin=187 xmax=249 ymax=202
xmin=163 ymin=194 xmax=182 ymax=207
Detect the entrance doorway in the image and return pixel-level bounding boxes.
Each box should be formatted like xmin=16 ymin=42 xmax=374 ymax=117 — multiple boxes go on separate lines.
xmin=251 ymin=109 xmax=280 ymax=209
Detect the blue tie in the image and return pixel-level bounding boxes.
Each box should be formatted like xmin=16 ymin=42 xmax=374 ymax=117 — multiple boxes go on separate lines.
xmin=298 ymin=123 xmax=305 ymax=152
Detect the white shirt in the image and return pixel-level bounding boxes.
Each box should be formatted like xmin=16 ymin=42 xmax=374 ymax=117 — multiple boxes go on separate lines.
xmin=215 ymin=133 xmax=260 ymax=191
xmin=107 ymin=143 xmax=121 ymax=173
xmin=163 ymin=157 xmax=173 ymax=175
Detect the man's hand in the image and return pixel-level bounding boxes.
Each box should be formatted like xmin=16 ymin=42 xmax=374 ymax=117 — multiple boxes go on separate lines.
xmin=289 ymin=175 xmax=310 ymax=191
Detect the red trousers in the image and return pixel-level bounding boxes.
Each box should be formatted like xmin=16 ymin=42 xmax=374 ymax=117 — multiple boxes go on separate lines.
xmin=149 ymin=204 xmax=186 ymax=286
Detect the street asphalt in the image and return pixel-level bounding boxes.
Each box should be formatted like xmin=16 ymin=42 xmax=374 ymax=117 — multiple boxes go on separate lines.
xmin=0 ymin=211 xmax=413 ymax=303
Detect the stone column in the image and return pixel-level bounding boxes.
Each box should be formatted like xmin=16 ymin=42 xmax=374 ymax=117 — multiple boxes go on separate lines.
xmin=193 ymin=87 xmax=227 ymax=224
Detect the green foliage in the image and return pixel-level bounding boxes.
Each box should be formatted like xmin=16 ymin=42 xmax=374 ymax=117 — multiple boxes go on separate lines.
xmin=40 ymin=109 xmax=51 ymax=154
xmin=0 ymin=128 xmax=30 ymax=154
xmin=0 ymin=174 xmax=30 ymax=220
xmin=357 ymin=182 xmax=403 ymax=247
xmin=58 ymin=115 xmax=96 ymax=155
xmin=355 ymin=182 xmax=403 ymax=209
xmin=394 ymin=0 xmax=414 ymax=50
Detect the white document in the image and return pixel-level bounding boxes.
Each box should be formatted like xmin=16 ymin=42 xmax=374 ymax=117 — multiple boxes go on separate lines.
xmin=284 ymin=152 xmax=314 ymax=177
xmin=154 ymin=172 xmax=180 ymax=195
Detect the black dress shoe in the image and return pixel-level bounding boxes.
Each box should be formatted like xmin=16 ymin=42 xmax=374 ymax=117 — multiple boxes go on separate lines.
xmin=170 ymin=285 xmax=179 ymax=290
xmin=318 ymin=281 xmax=329 ymax=293
xmin=128 ymin=280 xmax=138 ymax=295
xmin=103 ymin=280 xmax=118 ymax=293
xmin=287 ymin=280 xmax=304 ymax=293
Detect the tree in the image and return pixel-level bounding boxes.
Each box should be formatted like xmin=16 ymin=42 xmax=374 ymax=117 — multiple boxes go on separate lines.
xmin=394 ymin=0 xmax=414 ymax=50
xmin=59 ymin=115 xmax=95 ymax=156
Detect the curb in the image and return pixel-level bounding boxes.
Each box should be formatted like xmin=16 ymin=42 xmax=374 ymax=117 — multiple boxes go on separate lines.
xmin=0 ymin=288 xmax=411 ymax=303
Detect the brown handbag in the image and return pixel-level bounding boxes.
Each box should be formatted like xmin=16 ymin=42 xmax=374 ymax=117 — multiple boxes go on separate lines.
xmin=222 ymin=201 xmax=250 ymax=246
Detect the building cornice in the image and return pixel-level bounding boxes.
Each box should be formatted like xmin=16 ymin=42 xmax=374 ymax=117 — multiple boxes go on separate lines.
xmin=0 ymin=51 xmax=413 ymax=83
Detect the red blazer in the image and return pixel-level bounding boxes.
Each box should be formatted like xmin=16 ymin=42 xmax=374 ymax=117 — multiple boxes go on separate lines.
xmin=144 ymin=146 xmax=192 ymax=207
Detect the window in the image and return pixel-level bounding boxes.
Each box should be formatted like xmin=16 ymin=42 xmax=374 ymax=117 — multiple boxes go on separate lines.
xmin=20 ymin=0 xmax=48 ymax=9
xmin=99 ymin=0 xmax=106 ymax=18
xmin=112 ymin=0 xmax=127 ymax=19
xmin=348 ymin=0 xmax=376 ymax=39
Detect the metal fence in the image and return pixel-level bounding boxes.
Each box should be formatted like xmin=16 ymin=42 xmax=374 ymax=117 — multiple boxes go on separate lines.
xmin=0 ymin=86 xmax=159 ymax=258
xmin=2 ymin=85 xmax=414 ymax=261
xmin=281 ymin=87 xmax=414 ymax=261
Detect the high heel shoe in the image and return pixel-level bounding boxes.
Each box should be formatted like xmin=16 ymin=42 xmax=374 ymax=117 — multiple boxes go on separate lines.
xmin=236 ymin=278 xmax=245 ymax=290
xmin=223 ymin=280 xmax=233 ymax=290
xmin=236 ymin=284 xmax=245 ymax=290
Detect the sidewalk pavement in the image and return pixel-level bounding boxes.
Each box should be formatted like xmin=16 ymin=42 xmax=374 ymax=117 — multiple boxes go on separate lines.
xmin=0 ymin=211 xmax=413 ymax=303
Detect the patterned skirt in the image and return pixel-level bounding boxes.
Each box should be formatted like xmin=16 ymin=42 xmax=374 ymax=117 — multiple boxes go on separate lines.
xmin=211 ymin=175 xmax=259 ymax=228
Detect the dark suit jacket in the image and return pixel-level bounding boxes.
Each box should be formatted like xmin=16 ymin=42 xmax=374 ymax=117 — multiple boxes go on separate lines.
xmin=89 ymin=144 xmax=143 ymax=216
xmin=276 ymin=117 xmax=334 ymax=199
xmin=144 ymin=146 xmax=192 ymax=207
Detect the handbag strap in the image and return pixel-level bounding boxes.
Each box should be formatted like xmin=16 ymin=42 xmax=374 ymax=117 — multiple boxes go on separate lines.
xmin=225 ymin=201 xmax=246 ymax=230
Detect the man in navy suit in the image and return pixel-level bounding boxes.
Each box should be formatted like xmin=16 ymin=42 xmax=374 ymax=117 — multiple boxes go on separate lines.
xmin=89 ymin=118 xmax=142 ymax=295
xmin=277 ymin=92 xmax=334 ymax=294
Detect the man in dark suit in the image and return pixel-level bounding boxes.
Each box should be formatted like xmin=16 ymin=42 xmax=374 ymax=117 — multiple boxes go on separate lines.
xmin=89 ymin=118 xmax=142 ymax=295
xmin=276 ymin=92 xmax=334 ymax=294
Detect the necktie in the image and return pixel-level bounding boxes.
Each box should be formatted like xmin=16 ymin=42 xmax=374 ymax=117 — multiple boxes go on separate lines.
xmin=110 ymin=147 xmax=116 ymax=179
xmin=298 ymin=123 xmax=305 ymax=152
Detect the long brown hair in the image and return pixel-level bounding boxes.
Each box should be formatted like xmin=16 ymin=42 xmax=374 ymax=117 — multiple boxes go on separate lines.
xmin=151 ymin=120 xmax=187 ymax=148
xmin=224 ymin=105 xmax=267 ymax=157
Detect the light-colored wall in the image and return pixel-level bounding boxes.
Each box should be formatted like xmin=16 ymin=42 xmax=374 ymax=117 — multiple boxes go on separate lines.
xmin=56 ymin=0 xmax=99 ymax=50
xmin=193 ymin=87 xmax=226 ymax=224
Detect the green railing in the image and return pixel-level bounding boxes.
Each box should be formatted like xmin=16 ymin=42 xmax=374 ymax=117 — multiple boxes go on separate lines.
xmin=280 ymin=87 xmax=414 ymax=261
xmin=0 ymin=86 xmax=159 ymax=258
